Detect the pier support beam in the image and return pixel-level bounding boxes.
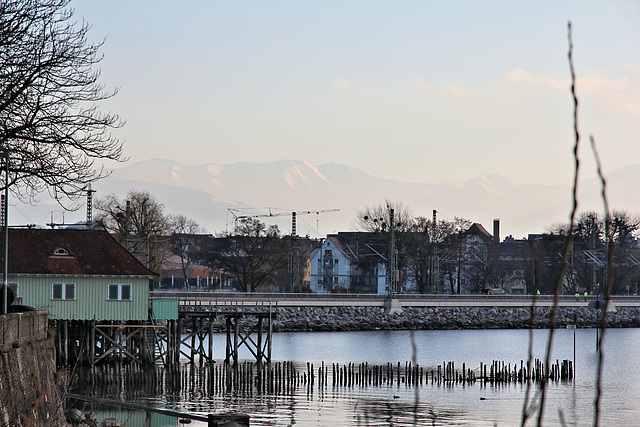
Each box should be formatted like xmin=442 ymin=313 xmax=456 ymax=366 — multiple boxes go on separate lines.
xmin=223 ymin=312 xmax=275 ymax=365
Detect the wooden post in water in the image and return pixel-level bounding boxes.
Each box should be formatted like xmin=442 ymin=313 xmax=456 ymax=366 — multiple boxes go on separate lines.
xmin=257 ymin=316 xmax=263 ymax=364
xmin=90 ymin=319 xmax=96 ymax=369
xmin=267 ymin=311 xmax=273 ymax=363
xmin=208 ymin=316 xmax=214 ymax=364
xmin=225 ymin=317 xmax=231 ymax=364
xmin=233 ymin=315 xmax=240 ymax=365
xmin=189 ymin=318 xmax=196 ymax=365
xmin=176 ymin=317 xmax=183 ymax=368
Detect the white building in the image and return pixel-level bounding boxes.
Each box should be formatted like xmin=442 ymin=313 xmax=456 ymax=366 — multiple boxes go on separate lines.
xmin=309 ymin=233 xmax=388 ymax=294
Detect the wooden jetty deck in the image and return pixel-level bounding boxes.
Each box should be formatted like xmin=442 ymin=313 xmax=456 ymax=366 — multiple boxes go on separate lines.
xmin=52 ymin=303 xmax=278 ymax=369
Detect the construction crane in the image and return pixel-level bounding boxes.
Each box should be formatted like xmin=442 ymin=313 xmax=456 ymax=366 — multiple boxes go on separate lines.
xmin=227 ymin=208 xmax=340 ymax=236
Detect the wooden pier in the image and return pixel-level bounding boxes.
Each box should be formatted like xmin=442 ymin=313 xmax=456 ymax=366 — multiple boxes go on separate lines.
xmin=52 ymin=302 xmax=278 ymax=369
xmin=51 ymin=320 xmax=157 ymax=367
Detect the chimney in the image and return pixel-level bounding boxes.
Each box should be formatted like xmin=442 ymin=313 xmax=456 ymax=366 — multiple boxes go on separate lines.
xmin=493 ymin=218 xmax=500 ymax=244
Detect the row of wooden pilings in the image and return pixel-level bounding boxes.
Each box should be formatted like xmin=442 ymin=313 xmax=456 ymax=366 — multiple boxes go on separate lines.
xmin=74 ymin=358 xmax=573 ymax=402
xmin=316 ymin=358 xmax=573 ymax=388
xmin=170 ymin=358 xmax=574 ymax=396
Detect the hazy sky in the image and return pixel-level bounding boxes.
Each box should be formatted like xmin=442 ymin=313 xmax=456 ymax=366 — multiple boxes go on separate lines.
xmin=73 ymin=0 xmax=640 ymax=187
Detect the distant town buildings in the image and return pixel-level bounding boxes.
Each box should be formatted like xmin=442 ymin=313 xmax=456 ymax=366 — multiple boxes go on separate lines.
xmin=15 ymin=217 xmax=628 ymax=297
xmin=161 ymin=217 xmax=640 ymax=296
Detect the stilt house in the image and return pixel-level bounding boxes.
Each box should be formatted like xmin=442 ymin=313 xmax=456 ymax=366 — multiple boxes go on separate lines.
xmin=2 ymin=228 xmax=156 ymax=321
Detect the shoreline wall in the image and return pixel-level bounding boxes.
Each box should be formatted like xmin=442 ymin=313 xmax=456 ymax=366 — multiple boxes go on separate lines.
xmin=259 ymin=306 xmax=640 ymax=332
xmin=0 ymin=311 xmax=66 ymax=426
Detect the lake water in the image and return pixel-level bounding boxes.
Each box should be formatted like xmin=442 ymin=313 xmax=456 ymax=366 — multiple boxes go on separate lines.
xmin=74 ymin=328 xmax=640 ymax=426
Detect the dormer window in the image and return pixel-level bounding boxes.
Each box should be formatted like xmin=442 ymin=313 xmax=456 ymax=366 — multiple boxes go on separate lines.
xmin=52 ymin=247 xmax=71 ymax=257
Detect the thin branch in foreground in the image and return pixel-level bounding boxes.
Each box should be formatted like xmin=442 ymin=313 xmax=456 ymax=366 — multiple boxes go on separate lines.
xmin=590 ymin=134 xmax=613 ymax=427
xmin=521 ymin=240 xmax=540 ymax=425
xmin=534 ymin=21 xmax=581 ymax=427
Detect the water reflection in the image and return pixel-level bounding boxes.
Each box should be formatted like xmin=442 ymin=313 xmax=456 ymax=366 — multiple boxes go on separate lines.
xmin=69 ymin=329 xmax=640 ymax=426
xmin=70 ymin=362 xmax=520 ymax=426
xmin=355 ymin=398 xmax=466 ymax=427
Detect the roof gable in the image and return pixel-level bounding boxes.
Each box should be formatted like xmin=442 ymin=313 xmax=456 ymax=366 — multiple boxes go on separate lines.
xmin=462 ymin=223 xmax=494 ymax=243
xmin=327 ymin=232 xmax=390 ymax=263
xmin=2 ymin=229 xmax=156 ymax=276
xmin=325 ymin=235 xmax=352 ymax=259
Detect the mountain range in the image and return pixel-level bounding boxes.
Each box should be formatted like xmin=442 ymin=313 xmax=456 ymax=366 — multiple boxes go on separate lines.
xmin=12 ymin=158 xmax=640 ymax=240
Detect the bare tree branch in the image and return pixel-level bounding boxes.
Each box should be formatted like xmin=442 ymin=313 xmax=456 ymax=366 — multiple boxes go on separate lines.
xmin=0 ymin=0 xmax=125 ymax=204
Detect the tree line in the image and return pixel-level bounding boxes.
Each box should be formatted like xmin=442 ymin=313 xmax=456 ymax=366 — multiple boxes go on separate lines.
xmin=94 ymin=192 xmax=640 ymax=295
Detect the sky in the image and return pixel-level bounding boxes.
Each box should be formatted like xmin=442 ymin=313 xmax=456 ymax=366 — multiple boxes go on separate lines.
xmin=70 ymin=0 xmax=639 ymax=188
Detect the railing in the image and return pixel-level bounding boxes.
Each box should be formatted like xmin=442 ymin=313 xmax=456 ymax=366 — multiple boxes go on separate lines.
xmin=151 ymin=291 xmax=640 ymax=304
xmin=152 ymin=291 xmax=384 ymax=301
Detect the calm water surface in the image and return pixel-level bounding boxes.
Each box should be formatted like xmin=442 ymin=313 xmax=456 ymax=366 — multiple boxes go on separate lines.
xmin=76 ymin=328 xmax=640 ymax=426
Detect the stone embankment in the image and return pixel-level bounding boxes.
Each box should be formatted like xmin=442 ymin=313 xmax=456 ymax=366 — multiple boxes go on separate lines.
xmin=0 ymin=311 xmax=66 ymax=426
xmin=254 ymin=306 xmax=640 ymax=332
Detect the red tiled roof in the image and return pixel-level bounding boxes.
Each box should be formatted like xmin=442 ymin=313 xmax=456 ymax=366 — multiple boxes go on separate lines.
xmin=1 ymin=228 xmax=157 ymax=276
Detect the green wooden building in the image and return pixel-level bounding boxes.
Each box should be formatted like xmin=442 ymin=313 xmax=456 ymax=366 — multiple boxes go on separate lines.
xmin=3 ymin=228 xmax=156 ymax=321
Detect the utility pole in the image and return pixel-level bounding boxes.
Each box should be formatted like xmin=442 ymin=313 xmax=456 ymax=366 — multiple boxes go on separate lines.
xmin=429 ymin=210 xmax=437 ymax=293
xmin=86 ymin=184 xmax=95 ymax=227
xmin=388 ymin=208 xmax=397 ymax=297
xmin=291 ymin=212 xmax=298 ymax=292
xmin=125 ymin=200 xmax=132 ymax=251
xmin=1 ymin=152 xmax=8 ymax=315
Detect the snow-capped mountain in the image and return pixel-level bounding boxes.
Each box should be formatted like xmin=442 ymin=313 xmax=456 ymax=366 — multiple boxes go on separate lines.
xmin=12 ymin=159 xmax=640 ymax=240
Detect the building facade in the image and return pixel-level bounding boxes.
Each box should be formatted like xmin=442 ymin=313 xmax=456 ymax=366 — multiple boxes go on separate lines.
xmin=309 ymin=233 xmax=388 ymax=294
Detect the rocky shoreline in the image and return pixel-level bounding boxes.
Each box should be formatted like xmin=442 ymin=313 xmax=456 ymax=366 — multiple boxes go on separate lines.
xmin=242 ymin=306 xmax=640 ymax=332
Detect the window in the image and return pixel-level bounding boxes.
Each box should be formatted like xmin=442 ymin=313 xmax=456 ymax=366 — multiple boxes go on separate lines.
xmin=108 ymin=284 xmax=132 ymax=301
xmin=334 ymin=259 xmax=339 ymax=264
xmin=52 ymin=283 xmax=75 ymax=300
xmin=53 ymin=248 xmax=69 ymax=256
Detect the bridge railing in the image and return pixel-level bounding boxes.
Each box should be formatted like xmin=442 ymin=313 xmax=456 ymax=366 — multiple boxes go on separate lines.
xmin=151 ymin=291 xmax=385 ymax=303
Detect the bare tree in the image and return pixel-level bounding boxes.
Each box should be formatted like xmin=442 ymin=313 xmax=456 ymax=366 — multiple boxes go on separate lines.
xmin=610 ymin=210 xmax=640 ymax=246
xmin=354 ymin=199 xmax=413 ymax=232
xmin=354 ymin=200 xmax=414 ymax=292
xmin=403 ymin=216 xmax=458 ymax=293
xmin=439 ymin=217 xmax=473 ymax=294
xmin=168 ymin=214 xmax=207 ymax=284
xmin=95 ymin=190 xmax=168 ymax=273
xmin=0 ymin=0 xmax=124 ymax=203
xmin=209 ymin=218 xmax=289 ymax=292
xmin=546 ymin=210 xmax=640 ymax=295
